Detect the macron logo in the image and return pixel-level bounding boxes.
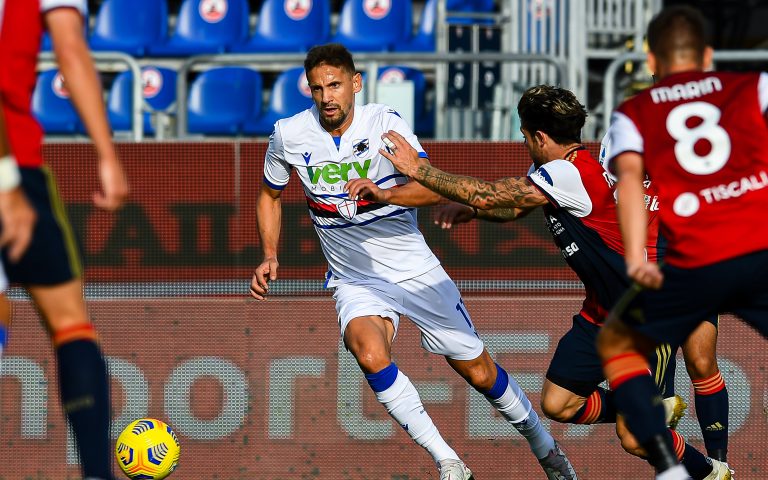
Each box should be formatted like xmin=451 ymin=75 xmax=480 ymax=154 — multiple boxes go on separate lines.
xmin=301 ymin=152 xmax=312 ymax=165
xmin=400 ymin=423 xmax=409 ymax=431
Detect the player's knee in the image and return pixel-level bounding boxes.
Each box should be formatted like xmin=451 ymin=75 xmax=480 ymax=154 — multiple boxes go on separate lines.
xmin=684 ymin=354 xmax=718 ymax=379
xmin=540 ymin=395 xmax=575 ymax=423
xmin=596 ymin=324 xmax=625 ymax=360
xmin=349 ymin=345 xmax=391 ymax=373
xmin=464 ymin=363 xmax=496 ymax=391
xmin=616 ymin=424 xmax=646 ymax=458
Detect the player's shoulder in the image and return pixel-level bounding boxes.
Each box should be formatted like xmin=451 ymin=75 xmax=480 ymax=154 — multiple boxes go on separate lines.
xmin=360 ymin=103 xmax=405 ymax=120
xmin=274 ymin=107 xmax=317 ymax=137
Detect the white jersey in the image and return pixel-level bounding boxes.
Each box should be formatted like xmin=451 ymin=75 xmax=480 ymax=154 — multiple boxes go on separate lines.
xmin=264 ymin=103 xmax=440 ymax=284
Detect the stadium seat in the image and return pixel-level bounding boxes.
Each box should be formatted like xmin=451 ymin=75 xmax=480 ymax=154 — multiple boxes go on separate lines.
xmin=331 ymin=0 xmax=412 ymax=52
xmin=108 ymin=67 xmax=178 ymax=134
xmin=90 ymin=0 xmax=168 ymax=56
xmin=243 ymin=67 xmax=314 ymax=135
xmin=447 ymin=0 xmax=495 ymax=24
xmin=32 ymin=70 xmax=83 ymax=134
xmin=229 ymin=0 xmax=330 ymax=53
xmin=148 ymin=0 xmax=249 ymax=56
xmin=395 ymin=0 xmax=436 ymax=52
xmin=377 ymin=66 xmax=434 ymax=136
xmin=187 ymin=67 xmax=262 ymax=135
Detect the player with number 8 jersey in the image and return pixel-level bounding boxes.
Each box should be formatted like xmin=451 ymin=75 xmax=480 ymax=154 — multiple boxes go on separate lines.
xmin=598 ymin=6 xmax=768 ymax=479
xmin=608 ymin=69 xmax=768 ymax=268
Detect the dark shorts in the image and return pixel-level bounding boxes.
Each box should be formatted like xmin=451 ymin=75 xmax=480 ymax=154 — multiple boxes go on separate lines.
xmin=625 ymin=250 xmax=768 ymax=347
xmin=546 ymin=314 xmax=677 ymax=398
xmin=1 ymin=167 xmax=82 ymax=285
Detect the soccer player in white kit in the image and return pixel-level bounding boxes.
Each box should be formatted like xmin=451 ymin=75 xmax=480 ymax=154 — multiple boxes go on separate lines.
xmin=250 ymin=43 xmax=577 ymax=480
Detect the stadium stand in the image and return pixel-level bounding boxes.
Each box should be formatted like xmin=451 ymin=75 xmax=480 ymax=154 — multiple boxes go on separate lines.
xmin=395 ymin=0 xmax=436 ymax=52
xmin=148 ymin=0 xmax=250 ymax=56
xmin=108 ymin=66 xmax=178 ymax=135
xmin=330 ymin=0 xmax=413 ymax=51
xmin=32 ymin=69 xmax=83 ymax=134
xmin=242 ymin=67 xmax=313 ymax=135
xmin=187 ymin=66 xmax=262 ymax=134
xmin=229 ymin=0 xmax=331 ymax=53
xmin=89 ymin=0 xmax=168 ymax=56
xmin=377 ymin=66 xmax=434 ymax=136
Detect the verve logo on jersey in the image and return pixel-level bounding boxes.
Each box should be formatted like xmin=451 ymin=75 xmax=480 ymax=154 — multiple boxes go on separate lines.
xmin=306 ymin=160 xmax=371 ymax=187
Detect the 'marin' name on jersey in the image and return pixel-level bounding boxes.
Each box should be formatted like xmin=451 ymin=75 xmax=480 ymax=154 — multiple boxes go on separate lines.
xmin=650 ymin=76 xmax=722 ymax=104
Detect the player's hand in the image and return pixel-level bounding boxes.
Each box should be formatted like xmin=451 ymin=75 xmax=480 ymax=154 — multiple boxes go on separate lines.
xmin=250 ymin=256 xmax=279 ymax=301
xmin=0 ymin=187 xmax=37 ymax=262
xmin=345 ymin=178 xmax=391 ymax=203
xmin=434 ymin=202 xmax=475 ymax=229
xmin=627 ymin=261 xmax=663 ymax=290
xmin=379 ymin=130 xmax=430 ymax=177
xmin=94 ymin=155 xmax=129 ymax=211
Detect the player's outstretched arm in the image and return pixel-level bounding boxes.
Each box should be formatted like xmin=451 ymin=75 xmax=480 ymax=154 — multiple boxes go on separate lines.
xmin=45 ymin=7 xmax=129 ymax=211
xmin=251 ymin=185 xmax=282 ymax=301
xmin=614 ymin=152 xmax=663 ymax=289
xmin=381 ymin=130 xmax=548 ymax=211
xmin=434 ymin=202 xmax=535 ymax=229
xmin=0 ymin=98 xmax=36 ymax=262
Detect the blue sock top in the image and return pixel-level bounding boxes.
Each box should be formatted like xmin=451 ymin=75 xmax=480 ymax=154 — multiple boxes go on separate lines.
xmin=364 ymin=362 xmax=399 ymax=392
xmin=485 ymin=363 xmax=509 ymax=399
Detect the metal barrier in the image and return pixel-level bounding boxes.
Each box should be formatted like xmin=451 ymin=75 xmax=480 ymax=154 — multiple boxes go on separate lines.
xmin=174 ymin=52 xmax=567 ymax=139
xmin=602 ymin=50 xmax=768 ymax=134
xmin=38 ymin=51 xmax=144 ymax=141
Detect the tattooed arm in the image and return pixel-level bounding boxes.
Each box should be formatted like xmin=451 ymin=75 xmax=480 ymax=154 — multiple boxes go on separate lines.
xmin=476 ymin=205 xmax=537 ymax=222
xmin=380 ymin=130 xmax=548 ymax=211
xmin=413 ymin=165 xmax=548 ymax=210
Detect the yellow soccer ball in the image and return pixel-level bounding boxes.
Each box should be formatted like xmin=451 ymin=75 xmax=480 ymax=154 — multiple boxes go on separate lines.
xmin=116 ymin=418 xmax=180 ymax=480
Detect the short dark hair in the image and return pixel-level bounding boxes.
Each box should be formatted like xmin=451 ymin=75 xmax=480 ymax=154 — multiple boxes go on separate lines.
xmin=647 ymin=6 xmax=708 ymax=65
xmin=304 ymin=43 xmax=356 ymax=76
xmin=517 ymin=85 xmax=587 ymax=144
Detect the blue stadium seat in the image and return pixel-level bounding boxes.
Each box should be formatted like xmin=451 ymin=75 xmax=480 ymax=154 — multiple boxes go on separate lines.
xmin=33 ymin=70 xmax=83 ymax=134
xmin=108 ymin=67 xmax=178 ymax=134
xmin=331 ymin=0 xmax=412 ymax=52
xmin=148 ymin=0 xmax=249 ymax=56
xmin=90 ymin=0 xmax=168 ymax=56
xmin=377 ymin=66 xmax=433 ymax=136
xmin=243 ymin=67 xmax=314 ymax=135
xmin=395 ymin=0 xmax=435 ymax=52
xmin=448 ymin=0 xmax=494 ymax=11
xmin=447 ymin=0 xmax=495 ymax=24
xmin=187 ymin=67 xmax=262 ymax=135
xmin=230 ymin=0 xmax=330 ymax=53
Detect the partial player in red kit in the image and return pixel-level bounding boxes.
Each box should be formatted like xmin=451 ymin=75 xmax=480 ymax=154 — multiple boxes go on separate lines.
xmin=0 ymin=1 xmax=128 ymax=479
xmin=598 ymin=5 xmax=768 ymax=480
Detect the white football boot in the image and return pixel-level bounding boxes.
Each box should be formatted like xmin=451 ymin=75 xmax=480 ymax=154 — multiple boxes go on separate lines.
xmin=663 ymin=395 xmax=688 ymax=430
xmin=437 ymin=459 xmax=475 ymax=480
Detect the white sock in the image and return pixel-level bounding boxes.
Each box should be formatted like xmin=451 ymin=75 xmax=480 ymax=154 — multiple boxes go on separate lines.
xmin=656 ymin=465 xmax=692 ymax=480
xmin=374 ymin=370 xmax=459 ymax=462
xmin=486 ymin=375 xmax=556 ymax=459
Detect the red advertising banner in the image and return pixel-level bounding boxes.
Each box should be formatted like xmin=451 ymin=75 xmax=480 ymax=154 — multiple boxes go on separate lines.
xmin=45 ymin=142 xmax=581 ymax=286
xmin=1 ymin=297 xmax=766 ymax=479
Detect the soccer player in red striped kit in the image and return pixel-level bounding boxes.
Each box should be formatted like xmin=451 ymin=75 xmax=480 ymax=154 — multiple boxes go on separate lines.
xmin=599 ymin=5 xmax=768 ymax=479
xmin=0 ymin=1 xmax=129 ymax=478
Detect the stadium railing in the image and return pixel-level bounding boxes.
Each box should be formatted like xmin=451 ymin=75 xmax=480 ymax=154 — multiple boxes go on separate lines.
xmin=174 ymin=52 xmax=568 ymax=139
xmin=601 ymin=50 xmax=768 ymax=137
xmin=38 ymin=51 xmax=144 ymax=141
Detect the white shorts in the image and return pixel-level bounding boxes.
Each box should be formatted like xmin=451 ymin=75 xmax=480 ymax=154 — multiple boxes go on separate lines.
xmin=331 ymin=266 xmax=485 ymax=361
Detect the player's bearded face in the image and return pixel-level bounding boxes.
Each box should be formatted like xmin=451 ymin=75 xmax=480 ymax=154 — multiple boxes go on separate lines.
xmin=307 ymin=65 xmax=361 ymax=131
